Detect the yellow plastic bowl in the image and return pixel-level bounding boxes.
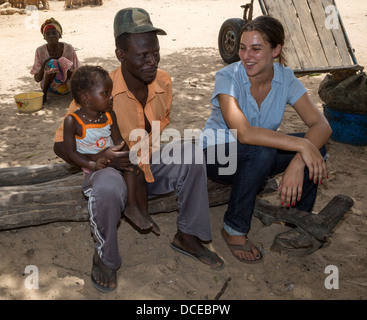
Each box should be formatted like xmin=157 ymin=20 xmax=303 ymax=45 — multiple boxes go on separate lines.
xmin=14 ymin=92 xmax=44 ymax=113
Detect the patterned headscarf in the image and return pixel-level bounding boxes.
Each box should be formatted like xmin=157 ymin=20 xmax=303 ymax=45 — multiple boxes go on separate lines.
xmin=41 ymin=18 xmax=63 ymax=37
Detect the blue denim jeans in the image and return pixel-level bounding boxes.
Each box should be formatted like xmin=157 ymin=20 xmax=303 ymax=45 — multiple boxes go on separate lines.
xmin=204 ymin=133 xmax=327 ymax=235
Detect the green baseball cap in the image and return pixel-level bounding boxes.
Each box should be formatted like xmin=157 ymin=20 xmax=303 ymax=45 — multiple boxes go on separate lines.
xmin=114 ymin=8 xmax=167 ymax=38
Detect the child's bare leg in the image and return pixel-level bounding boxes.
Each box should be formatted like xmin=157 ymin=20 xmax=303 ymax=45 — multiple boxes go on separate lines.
xmin=122 ymin=167 xmax=152 ymax=230
xmin=135 ymin=170 xmax=160 ymax=235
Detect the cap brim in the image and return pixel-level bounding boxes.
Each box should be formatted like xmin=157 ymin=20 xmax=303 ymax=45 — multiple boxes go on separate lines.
xmin=138 ymin=26 xmax=166 ymax=35
xmin=115 ymin=25 xmax=167 ymax=38
xmin=155 ymin=29 xmax=167 ymax=35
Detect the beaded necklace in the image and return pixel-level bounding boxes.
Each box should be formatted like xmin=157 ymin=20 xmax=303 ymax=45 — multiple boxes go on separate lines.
xmin=79 ymin=108 xmax=104 ymax=123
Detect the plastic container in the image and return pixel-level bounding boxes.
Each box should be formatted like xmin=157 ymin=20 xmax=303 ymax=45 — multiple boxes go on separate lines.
xmin=323 ymin=104 xmax=367 ymax=146
xmin=14 ymin=92 xmax=44 ymax=113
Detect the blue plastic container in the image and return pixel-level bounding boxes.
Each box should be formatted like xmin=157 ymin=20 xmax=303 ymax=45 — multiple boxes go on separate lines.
xmin=323 ymin=105 xmax=367 ymax=146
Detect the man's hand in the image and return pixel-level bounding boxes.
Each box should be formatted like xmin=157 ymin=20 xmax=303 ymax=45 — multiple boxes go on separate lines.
xmin=105 ymin=142 xmax=133 ymax=171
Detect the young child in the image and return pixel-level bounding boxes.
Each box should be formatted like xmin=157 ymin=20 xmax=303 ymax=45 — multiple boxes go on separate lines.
xmin=63 ymin=65 xmax=155 ymax=231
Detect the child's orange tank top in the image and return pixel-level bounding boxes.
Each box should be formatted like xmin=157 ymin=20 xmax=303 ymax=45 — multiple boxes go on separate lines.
xmin=68 ymin=111 xmax=114 ymax=154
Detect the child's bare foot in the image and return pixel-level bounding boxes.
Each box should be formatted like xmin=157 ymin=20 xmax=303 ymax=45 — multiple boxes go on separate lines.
xmin=124 ymin=206 xmax=153 ymax=230
xmin=145 ymin=214 xmax=160 ymax=235
xmin=137 ymin=207 xmax=160 ymax=235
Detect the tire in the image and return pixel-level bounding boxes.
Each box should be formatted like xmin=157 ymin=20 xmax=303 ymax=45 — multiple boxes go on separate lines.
xmin=218 ymin=18 xmax=247 ymax=64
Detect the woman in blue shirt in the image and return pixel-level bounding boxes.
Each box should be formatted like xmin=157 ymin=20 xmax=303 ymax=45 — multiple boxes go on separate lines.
xmin=202 ymin=16 xmax=332 ymax=263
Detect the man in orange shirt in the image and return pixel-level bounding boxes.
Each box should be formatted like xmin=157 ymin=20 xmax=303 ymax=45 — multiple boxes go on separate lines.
xmin=54 ymin=8 xmax=224 ymax=292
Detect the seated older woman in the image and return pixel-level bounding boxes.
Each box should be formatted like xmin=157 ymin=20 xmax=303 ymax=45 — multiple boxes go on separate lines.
xmin=30 ymin=18 xmax=81 ymax=104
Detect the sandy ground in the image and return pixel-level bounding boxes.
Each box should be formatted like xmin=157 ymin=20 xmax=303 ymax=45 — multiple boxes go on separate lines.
xmin=0 ymin=0 xmax=367 ymax=301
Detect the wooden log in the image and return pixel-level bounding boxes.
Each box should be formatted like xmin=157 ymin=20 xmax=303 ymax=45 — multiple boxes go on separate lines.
xmin=0 ymin=164 xmax=277 ymax=231
xmin=0 ymin=179 xmax=229 ymax=231
xmin=253 ymin=194 xmax=354 ymax=241
xmin=0 ymin=164 xmax=352 ymax=240
xmin=0 ymin=163 xmax=80 ymax=187
xmin=264 ymin=194 xmax=354 ymax=256
xmin=271 ymin=227 xmax=325 ymax=256
xmin=270 ymin=194 xmax=354 ymax=256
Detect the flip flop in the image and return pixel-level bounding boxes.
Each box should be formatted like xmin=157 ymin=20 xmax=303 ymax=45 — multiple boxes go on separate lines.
xmin=170 ymin=242 xmax=225 ymax=271
xmin=91 ymin=255 xmax=117 ymax=293
xmin=91 ymin=274 xmax=116 ymax=293
xmin=221 ymin=229 xmax=262 ymax=264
